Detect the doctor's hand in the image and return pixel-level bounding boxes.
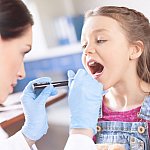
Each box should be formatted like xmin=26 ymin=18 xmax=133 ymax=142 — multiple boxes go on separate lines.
xmin=67 ymin=69 xmax=103 ymax=136
xmin=20 ymin=77 xmax=57 ymax=141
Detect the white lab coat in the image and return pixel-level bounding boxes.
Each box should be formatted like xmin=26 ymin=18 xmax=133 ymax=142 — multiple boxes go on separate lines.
xmin=0 ymin=130 xmax=96 ymax=150
xmin=64 ymin=134 xmax=97 ymax=150
xmin=0 ymin=131 xmax=37 ymax=150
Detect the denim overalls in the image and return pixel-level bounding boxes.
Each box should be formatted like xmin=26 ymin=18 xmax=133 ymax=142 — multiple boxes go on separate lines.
xmin=96 ymin=96 xmax=150 ymax=150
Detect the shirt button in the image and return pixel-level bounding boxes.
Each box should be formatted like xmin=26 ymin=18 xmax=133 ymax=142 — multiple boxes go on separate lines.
xmin=96 ymin=126 xmax=102 ymax=132
xmin=138 ymin=126 xmax=145 ymax=134
xmin=130 ymin=137 xmax=135 ymax=143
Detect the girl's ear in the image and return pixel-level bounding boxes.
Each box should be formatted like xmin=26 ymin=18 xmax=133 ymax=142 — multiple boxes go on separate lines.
xmin=129 ymin=41 xmax=144 ymax=60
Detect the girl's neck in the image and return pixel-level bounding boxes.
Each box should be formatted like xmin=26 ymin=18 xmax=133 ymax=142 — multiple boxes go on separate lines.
xmin=104 ymin=79 xmax=147 ymax=111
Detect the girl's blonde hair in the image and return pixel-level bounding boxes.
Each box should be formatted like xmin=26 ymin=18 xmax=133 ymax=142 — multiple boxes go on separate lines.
xmin=85 ymin=6 xmax=150 ymax=88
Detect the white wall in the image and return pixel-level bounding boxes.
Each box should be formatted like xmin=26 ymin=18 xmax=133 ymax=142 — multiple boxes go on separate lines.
xmin=100 ymin=0 xmax=150 ymax=19
xmin=23 ymin=1 xmax=48 ymax=58
xmin=73 ymin=0 xmax=150 ymax=19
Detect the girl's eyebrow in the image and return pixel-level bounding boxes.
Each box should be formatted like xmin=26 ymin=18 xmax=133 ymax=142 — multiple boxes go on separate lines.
xmin=92 ymin=29 xmax=109 ymax=34
xmin=81 ymin=29 xmax=109 ymax=42
xmin=82 ymin=28 xmax=109 ymax=39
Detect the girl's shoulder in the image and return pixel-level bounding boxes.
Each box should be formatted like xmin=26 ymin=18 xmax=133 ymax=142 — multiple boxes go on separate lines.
xmin=139 ymin=96 xmax=150 ymax=121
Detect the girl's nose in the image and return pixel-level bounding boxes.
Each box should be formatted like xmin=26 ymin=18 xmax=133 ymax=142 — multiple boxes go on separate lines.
xmin=17 ymin=62 xmax=26 ymax=80
xmin=83 ymin=48 xmax=96 ymax=56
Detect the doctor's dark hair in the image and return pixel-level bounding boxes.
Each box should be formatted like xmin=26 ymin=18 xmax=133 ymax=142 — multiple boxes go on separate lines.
xmin=0 ymin=0 xmax=34 ymax=40
xmin=85 ymin=6 xmax=150 ymax=87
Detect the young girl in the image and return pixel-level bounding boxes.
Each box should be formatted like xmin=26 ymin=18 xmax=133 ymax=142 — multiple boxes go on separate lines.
xmin=65 ymin=6 xmax=150 ymax=150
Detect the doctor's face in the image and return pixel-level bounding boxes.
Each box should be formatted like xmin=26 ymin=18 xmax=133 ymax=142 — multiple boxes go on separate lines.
xmin=0 ymin=26 xmax=32 ymax=103
xmin=81 ymin=16 xmax=132 ymax=90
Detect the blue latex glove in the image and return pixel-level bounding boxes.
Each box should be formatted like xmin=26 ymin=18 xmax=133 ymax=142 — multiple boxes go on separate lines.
xmin=67 ymin=69 xmax=103 ymax=135
xmin=21 ymin=77 xmax=57 ymax=141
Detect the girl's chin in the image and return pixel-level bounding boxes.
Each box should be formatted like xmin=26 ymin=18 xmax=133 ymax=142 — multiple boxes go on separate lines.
xmin=94 ymin=78 xmax=110 ymax=91
xmin=91 ymin=73 xmax=103 ymax=82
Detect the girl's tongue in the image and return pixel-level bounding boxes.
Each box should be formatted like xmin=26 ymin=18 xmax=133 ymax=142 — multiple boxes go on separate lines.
xmin=88 ymin=60 xmax=104 ymax=75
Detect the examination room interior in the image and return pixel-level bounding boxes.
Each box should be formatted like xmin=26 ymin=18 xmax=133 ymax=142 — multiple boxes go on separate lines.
xmin=0 ymin=0 xmax=150 ymax=150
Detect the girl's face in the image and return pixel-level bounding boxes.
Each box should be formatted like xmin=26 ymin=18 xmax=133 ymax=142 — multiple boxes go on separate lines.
xmin=0 ymin=26 xmax=32 ymax=103
xmin=81 ymin=16 xmax=133 ymax=90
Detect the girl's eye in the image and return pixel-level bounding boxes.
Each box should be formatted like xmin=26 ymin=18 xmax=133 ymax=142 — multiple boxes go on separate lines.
xmin=97 ymin=39 xmax=107 ymax=44
xmin=81 ymin=44 xmax=87 ymax=49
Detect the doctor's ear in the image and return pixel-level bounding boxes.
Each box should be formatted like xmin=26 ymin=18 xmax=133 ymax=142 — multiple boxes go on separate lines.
xmin=129 ymin=41 xmax=144 ymax=60
xmin=0 ymin=34 xmax=1 ymax=40
xmin=0 ymin=34 xmax=3 ymax=43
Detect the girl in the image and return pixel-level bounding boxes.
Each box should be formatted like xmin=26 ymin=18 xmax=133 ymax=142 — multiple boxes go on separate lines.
xmin=65 ymin=6 xmax=150 ymax=150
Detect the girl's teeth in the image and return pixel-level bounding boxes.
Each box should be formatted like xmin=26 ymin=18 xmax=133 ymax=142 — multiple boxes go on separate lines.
xmin=89 ymin=61 xmax=95 ymax=66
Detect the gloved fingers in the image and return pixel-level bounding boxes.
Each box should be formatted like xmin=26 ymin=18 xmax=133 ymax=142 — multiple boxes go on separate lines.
xmin=73 ymin=69 xmax=87 ymax=81
xmin=80 ymin=71 xmax=104 ymax=93
xmin=68 ymin=69 xmax=103 ymax=93
xmin=48 ymin=84 xmax=58 ymax=96
xmin=67 ymin=70 xmax=75 ymax=79
xmin=76 ymin=69 xmax=98 ymax=82
xmin=67 ymin=69 xmax=87 ymax=81
xmin=68 ymin=69 xmax=87 ymax=88
xmin=37 ymin=84 xmax=57 ymax=104
xmin=72 ymin=69 xmax=96 ymax=88
xmin=35 ymin=84 xmax=57 ymax=97
xmin=74 ymin=69 xmax=98 ymax=84
xmin=21 ymin=77 xmax=53 ymax=102
xmin=23 ymin=77 xmax=52 ymax=93
xmin=67 ymin=70 xmax=75 ymax=87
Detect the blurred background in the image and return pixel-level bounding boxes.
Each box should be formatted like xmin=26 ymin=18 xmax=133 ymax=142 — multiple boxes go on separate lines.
xmin=3 ymin=0 xmax=150 ymax=150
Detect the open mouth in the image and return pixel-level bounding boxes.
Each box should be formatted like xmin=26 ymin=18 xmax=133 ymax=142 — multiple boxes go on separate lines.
xmin=87 ymin=60 xmax=104 ymax=75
